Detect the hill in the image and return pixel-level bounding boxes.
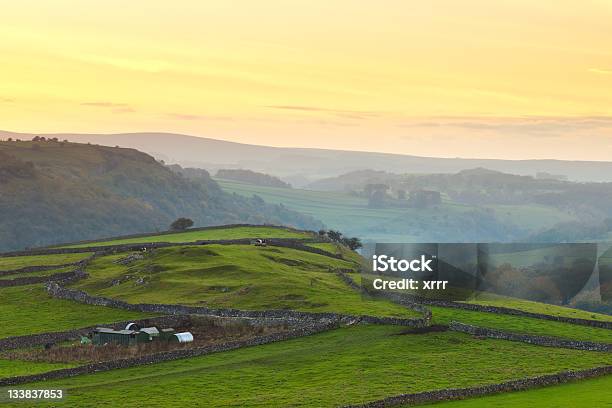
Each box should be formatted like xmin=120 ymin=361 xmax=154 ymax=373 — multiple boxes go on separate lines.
xmin=305 ymin=168 xmax=612 ymax=242
xmin=3 ymin=130 xmax=612 ymax=184
xmin=1 ymin=225 xmax=611 ymax=407
xmin=215 ymin=169 xmax=291 ymax=188
xmin=216 ymin=178 xmax=582 ymax=243
xmin=0 ymin=139 xmax=322 ymax=251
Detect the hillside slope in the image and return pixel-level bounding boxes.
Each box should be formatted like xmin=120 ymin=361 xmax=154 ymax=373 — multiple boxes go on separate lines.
xmin=0 ymin=140 xmax=322 ymax=251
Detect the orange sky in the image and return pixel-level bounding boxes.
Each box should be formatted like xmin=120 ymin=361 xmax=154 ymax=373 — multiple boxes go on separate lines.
xmin=1 ymin=0 xmax=612 ymax=160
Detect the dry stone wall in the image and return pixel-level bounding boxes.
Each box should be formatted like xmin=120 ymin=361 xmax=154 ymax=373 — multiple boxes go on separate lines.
xmin=449 ymin=321 xmax=611 ymax=352
xmin=343 ymin=366 xmax=612 ymax=407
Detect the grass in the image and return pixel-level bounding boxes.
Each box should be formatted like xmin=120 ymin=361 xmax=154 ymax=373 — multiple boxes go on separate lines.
xmin=306 ymin=242 xmax=367 ymax=266
xmin=62 ymin=226 xmax=312 ymax=248
xmin=216 ymin=179 xmax=576 ymax=242
xmin=0 ymin=266 xmax=75 ymax=280
xmin=430 ymin=306 xmax=612 ymax=344
xmin=0 ymin=253 xmax=92 ymax=270
xmin=7 ymin=325 xmax=612 ymax=407
xmin=350 ymin=274 xmax=612 ymax=343
xmin=427 ymin=375 xmax=612 ymax=407
xmin=0 ymin=285 xmax=153 ymax=338
xmin=0 ymin=359 xmax=75 ymax=378
xmin=71 ymin=246 xmax=419 ymax=318
xmin=464 ymin=292 xmax=612 ymax=322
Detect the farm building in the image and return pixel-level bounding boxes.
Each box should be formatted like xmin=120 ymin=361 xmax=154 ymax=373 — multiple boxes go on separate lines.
xmin=91 ymin=324 xmax=193 ymax=346
xmin=92 ymin=328 xmax=150 ymax=346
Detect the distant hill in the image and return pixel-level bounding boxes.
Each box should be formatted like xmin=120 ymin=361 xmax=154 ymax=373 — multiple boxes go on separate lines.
xmin=3 ymin=131 xmax=612 ymax=185
xmin=216 ymin=169 xmax=291 ymax=188
xmin=304 ymin=168 xmax=612 ymax=242
xmin=0 ymin=139 xmax=322 ymax=251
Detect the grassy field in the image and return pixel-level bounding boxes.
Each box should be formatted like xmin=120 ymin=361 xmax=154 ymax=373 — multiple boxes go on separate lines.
xmin=216 ymin=179 xmax=576 ymax=242
xmin=429 ymin=375 xmax=612 ymax=407
xmin=0 ymin=359 xmax=75 ymax=378
xmin=430 ymin=306 xmax=612 ymax=343
xmin=0 ymin=266 xmax=75 ymax=280
xmin=464 ymin=292 xmax=612 ymax=322
xmin=7 ymin=325 xmax=611 ymax=407
xmin=71 ymin=246 xmax=418 ymax=318
xmin=0 ymin=253 xmax=92 ymax=270
xmin=306 ymin=242 xmax=367 ymax=266
xmin=62 ymin=226 xmax=312 ymax=248
xmin=0 ymin=285 xmax=153 ymax=338
xmin=3 ymin=224 xmax=611 ymax=407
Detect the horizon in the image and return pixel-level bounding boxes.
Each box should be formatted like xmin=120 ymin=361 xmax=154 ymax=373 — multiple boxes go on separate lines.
xmin=2 ymin=1 xmax=611 ymax=161
xmin=3 ymin=128 xmax=612 ymax=164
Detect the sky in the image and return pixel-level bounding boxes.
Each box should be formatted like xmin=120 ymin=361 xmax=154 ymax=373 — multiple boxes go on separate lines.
xmin=1 ymin=0 xmax=612 ymax=160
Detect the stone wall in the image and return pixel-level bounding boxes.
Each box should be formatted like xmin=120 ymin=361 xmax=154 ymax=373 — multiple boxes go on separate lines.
xmin=0 ymin=320 xmax=338 ymax=387
xmin=343 ymin=365 xmax=612 ymax=407
xmin=0 ymin=224 xmax=321 ymax=257
xmin=449 ymin=321 xmax=611 ymax=352
xmin=361 ymin=286 xmax=612 ymax=329
xmin=0 ymin=237 xmax=327 ymax=258
xmin=0 ymin=314 xmax=307 ymax=352
xmin=45 ymin=282 xmax=428 ymax=328
xmin=0 ymin=315 xmax=193 ymax=351
xmin=34 ymin=223 xmax=316 ymax=251
xmin=337 ymin=271 xmax=432 ymax=323
xmin=0 ymin=270 xmax=85 ymax=287
xmin=0 ymin=262 xmax=79 ymax=277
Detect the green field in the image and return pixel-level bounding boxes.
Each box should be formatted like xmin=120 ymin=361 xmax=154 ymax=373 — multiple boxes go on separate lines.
xmin=216 ymin=179 xmax=576 ymax=242
xmin=0 ymin=266 xmax=75 ymax=280
xmin=0 ymin=285 xmax=152 ymax=338
xmin=430 ymin=306 xmax=612 ymax=344
xmin=6 ymin=325 xmax=611 ymax=407
xmin=464 ymin=293 xmax=612 ymax=322
xmin=0 ymin=253 xmax=92 ymax=270
xmin=71 ymin=245 xmax=418 ymax=318
xmin=2 ymin=224 xmax=611 ymax=407
xmin=429 ymin=375 xmax=612 ymax=407
xmin=62 ymin=226 xmax=312 ymax=248
xmin=0 ymin=359 xmax=75 ymax=378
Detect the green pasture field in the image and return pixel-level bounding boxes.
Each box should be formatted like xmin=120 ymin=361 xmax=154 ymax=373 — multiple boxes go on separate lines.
xmin=0 ymin=266 xmax=74 ymax=280
xmin=0 ymin=359 xmax=75 ymax=378
xmin=0 ymin=285 xmax=152 ymax=338
xmin=61 ymin=225 xmax=312 ymax=248
xmin=7 ymin=325 xmax=611 ymax=407
xmin=71 ymin=246 xmax=419 ymax=318
xmin=464 ymin=292 xmax=612 ymax=322
xmin=216 ymin=179 xmax=576 ymax=242
xmin=0 ymin=253 xmax=92 ymax=270
xmin=428 ymin=375 xmax=612 ymax=407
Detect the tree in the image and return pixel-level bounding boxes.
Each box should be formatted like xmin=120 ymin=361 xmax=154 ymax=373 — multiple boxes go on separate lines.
xmin=326 ymin=230 xmax=343 ymax=242
xmin=343 ymin=237 xmax=362 ymax=250
xmin=170 ymin=217 xmax=194 ymax=231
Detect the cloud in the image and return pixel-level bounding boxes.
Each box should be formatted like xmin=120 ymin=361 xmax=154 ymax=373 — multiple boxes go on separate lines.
xmin=396 ymin=116 xmax=612 ymax=137
xmin=167 ymin=113 xmax=204 ymax=120
xmin=81 ymin=102 xmax=131 ymax=108
xmin=166 ymin=113 xmax=234 ymax=121
xmin=265 ymin=105 xmax=380 ymax=120
xmin=589 ymin=68 xmax=612 ymax=75
xmin=81 ymin=102 xmax=135 ymax=113
xmin=112 ymin=107 xmax=136 ymax=114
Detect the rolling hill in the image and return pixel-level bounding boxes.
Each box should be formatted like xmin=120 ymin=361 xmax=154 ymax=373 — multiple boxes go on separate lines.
xmin=0 ymin=225 xmax=611 ymax=407
xmin=0 ymin=140 xmax=322 ymax=251
xmin=3 ymin=130 xmax=612 ymax=184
